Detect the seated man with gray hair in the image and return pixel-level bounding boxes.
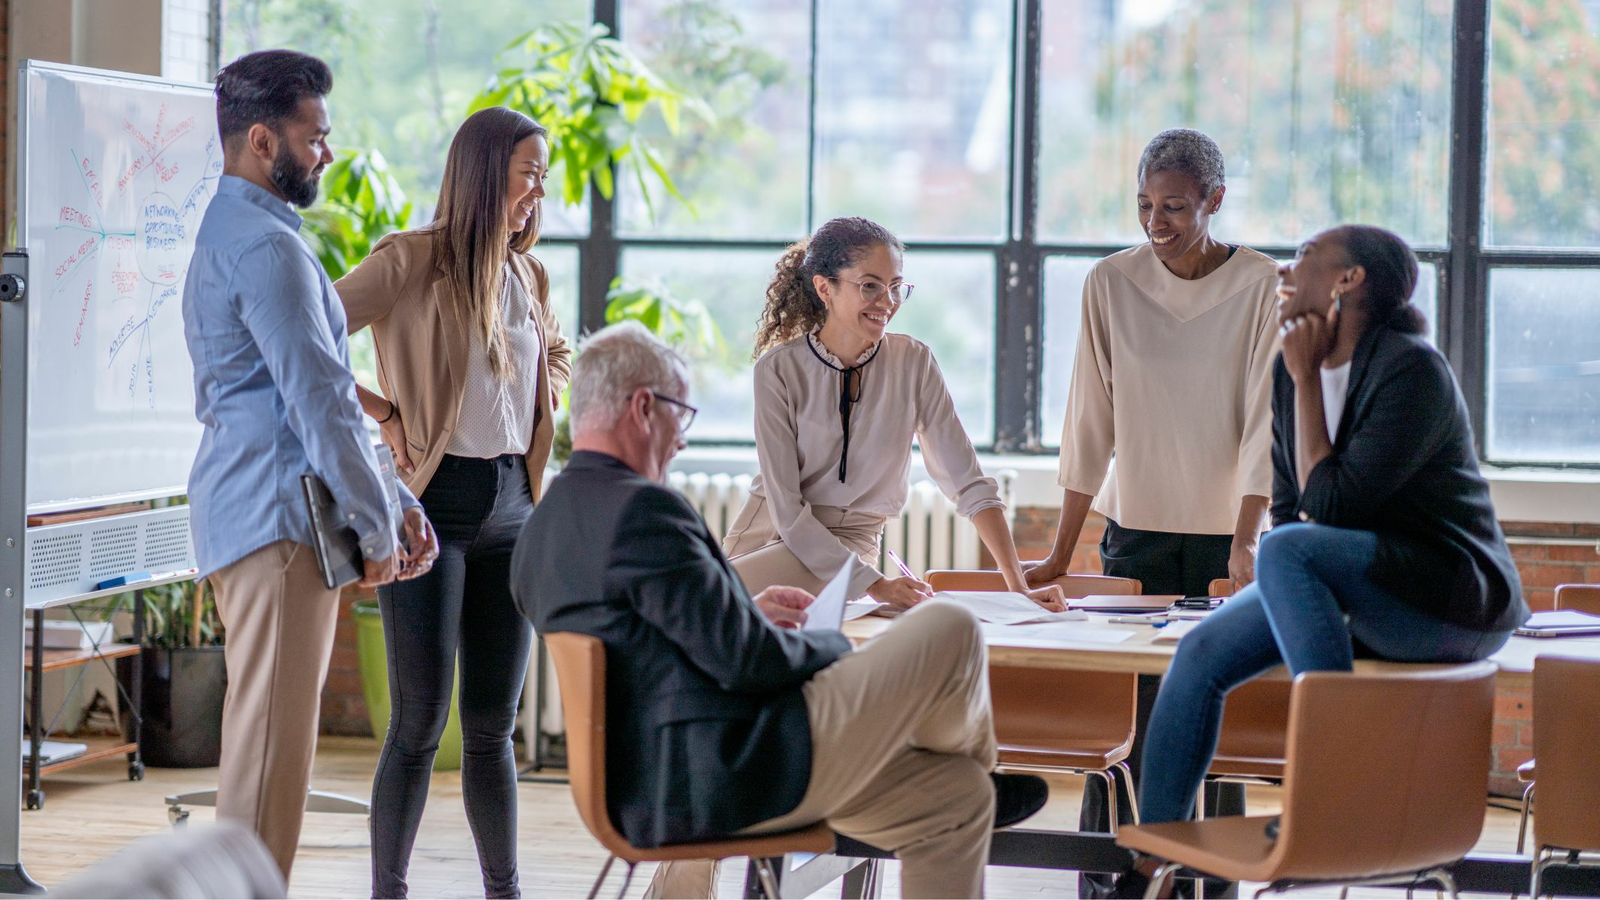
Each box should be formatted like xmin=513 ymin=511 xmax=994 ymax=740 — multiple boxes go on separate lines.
xmin=510 ymin=322 xmax=1046 ymax=898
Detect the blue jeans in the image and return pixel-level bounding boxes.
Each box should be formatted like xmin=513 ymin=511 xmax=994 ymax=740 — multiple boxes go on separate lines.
xmin=1137 ymin=522 xmax=1512 ymax=825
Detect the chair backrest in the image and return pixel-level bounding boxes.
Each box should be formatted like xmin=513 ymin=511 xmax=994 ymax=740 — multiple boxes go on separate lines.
xmin=1271 ymin=661 xmax=1498 ymax=881
xmin=1208 ymin=578 xmax=1233 ymax=598
xmin=544 ymin=632 xmax=634 ymax=858
xmin=1555 ymin=583 xmax=1600 ymax=615
xmin=925 ymin=569 xmax=1138 ymax=755
xmin=1532 ymin=656 xmax=1600 ymax=853
xmin=926 ymin=569 xmax=1142 ymax=597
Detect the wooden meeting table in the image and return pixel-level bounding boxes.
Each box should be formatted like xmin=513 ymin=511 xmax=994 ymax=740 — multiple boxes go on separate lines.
xmin=744 ymin=606 xmax=1600 ymax=898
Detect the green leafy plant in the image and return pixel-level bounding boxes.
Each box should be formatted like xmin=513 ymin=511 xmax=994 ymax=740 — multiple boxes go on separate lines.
xmin=469 ymin=22 xmax=711 ymax=220
xmin=302 ymin=149 xmax=414 ymax=281
xmin=139 ymin=580 xmax=224 ymax=650
xmin=603 ymin=276 xmax=726 ymax=361
xmin=552 ymin=277 xmax=728 ymax=467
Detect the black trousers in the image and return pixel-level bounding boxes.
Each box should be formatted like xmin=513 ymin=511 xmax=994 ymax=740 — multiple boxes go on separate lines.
xmin=370 ymin=455 xmax=535 ymax=899
xmin=1078 ymin=519 xmax=1244 ymax=899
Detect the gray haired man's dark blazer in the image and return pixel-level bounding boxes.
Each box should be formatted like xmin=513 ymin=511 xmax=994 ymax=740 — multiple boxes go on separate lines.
xmin=510 ymin=450 xmax=850 ymax=848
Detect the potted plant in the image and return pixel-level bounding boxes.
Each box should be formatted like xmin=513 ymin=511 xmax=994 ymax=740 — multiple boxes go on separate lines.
xmin=117 ymin=578 xmax=226 ymax=768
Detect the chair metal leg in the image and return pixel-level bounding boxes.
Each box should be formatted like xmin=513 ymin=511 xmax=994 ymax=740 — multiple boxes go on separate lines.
xmin=1147 ymin=862 xmax=1183 ymax=900
xmin=1115 ymin=761 xmax=1142 ymax=826
xmin=1194 ymin=785 xmax=1206 ymax=821
xmin=1095 ymin=770 xmax=1121 ymax=834
xmin=754 ymin=858 xmax=782 ymax=899
xmin=586 ymin=855 xmax=618 ymax=900
xmin=1530 ymin=849 xmax=1557 ymax=899
xmin=1517 ymin=783 xmax=1536 ymax=854
xmin=614 ymin=862 xmax=636 ymax=900
xmin=1426 ymin=867 xmax=1459 ymax=899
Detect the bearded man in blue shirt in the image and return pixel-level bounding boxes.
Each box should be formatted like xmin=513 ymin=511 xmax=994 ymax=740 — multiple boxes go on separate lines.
xmin=182 ymin=49 xmax=438 ymax=882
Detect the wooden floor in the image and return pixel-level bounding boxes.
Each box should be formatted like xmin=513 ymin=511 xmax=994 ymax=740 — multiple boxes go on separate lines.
xmin=20 ymin=737 xmax=1528 ymax=898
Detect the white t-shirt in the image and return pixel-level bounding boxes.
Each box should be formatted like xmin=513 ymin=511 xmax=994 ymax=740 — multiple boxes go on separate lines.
xmin=1320 ymin=361 xmax=1353 ymax=439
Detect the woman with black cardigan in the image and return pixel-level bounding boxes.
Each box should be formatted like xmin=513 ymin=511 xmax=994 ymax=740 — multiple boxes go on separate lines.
xmin=1114 ymin=225 xmax=1529 ymax=894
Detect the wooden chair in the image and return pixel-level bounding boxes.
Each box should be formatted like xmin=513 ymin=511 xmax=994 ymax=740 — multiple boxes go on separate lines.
xmin=543 ymin=632 xmax=834 ymax=899
xmin=1529 ymin=656 xmax=1600 ymax=897
xmin=926 ymin=569 xmax=1144 ymax=832
xmin=1117 ymin=660 xmax=1498 ymax=898
xmin=1205 ymin=578 xmax=1291 ymax=798
xmin=1516 ymin=582 xmax=1600 ymax=853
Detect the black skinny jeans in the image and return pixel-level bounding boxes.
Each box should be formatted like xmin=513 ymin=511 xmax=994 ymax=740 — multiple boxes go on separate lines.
xmin=371 ymin=455 xmax=534 ymax=899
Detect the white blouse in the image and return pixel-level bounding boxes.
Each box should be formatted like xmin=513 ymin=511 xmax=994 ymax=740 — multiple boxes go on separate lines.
xmin=445 ymin=265 xmax=542 ymax=458
xmin=750 ymin=331 xmax=1005 ymax=597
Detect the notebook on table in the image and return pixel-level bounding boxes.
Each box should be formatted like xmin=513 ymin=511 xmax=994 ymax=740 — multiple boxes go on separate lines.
xmin=1514 ymin=610 xmax=1600 ymax=639
xmin=1069 ymin=594 xmax=1183 ymax=612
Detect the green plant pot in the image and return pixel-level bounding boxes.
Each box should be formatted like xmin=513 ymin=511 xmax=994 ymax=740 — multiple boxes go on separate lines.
xmin=352 ymin=600 xmax=462 ymax=771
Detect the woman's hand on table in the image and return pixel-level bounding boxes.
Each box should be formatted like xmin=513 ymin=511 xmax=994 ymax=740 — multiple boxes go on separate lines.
xmin=1019 ymin=583 xmax=1068 ymax=613
xmin=868 ymin=576 xmax=934 ymax=611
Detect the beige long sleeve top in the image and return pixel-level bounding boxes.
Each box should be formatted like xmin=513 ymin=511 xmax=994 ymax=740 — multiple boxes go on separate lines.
xmin=1056 ymin=242 xmax=1281 ymax=535
xmin=750 ymin=332 xmax=1005 ymax=596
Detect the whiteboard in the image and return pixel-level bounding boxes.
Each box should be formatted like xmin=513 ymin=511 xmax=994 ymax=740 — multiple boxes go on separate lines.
xmin=19 ymin=61 xmax=220 ymax=512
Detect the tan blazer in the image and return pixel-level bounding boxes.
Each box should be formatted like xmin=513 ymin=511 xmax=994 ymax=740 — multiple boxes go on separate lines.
xmin=334 ymin=228 xmax=572 ymax=502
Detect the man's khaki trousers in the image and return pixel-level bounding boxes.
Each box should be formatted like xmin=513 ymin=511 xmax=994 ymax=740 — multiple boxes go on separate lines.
xmin=209 ymin=540 xmax=342 ymax=882
xmin=647 ymin=601 xmax=998 ymax=899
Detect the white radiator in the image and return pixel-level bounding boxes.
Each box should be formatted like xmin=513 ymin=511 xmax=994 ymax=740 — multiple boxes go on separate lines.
xmin=668 ymin=469 xmax=1017 ymax=576
xmin=522 ymin=466 xmax=1016 ymax=762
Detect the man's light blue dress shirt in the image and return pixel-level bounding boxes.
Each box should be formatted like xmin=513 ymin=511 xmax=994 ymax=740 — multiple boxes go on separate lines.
xmin=183 ymin=175 xmax=416 ymax=577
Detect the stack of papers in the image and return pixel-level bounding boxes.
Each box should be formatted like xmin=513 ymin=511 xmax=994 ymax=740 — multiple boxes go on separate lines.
xmin=936 ymin=591 xmax=1089 ymax=625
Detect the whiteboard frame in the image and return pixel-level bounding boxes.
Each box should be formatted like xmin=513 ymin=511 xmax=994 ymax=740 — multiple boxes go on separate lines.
xmin=17 ymin=60 xmax=215 ymax=515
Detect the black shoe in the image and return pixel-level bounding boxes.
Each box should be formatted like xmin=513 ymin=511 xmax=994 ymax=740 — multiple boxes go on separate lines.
xmin=991 ymin=772 xmax=1048 ymax=828
xmin=1107 ymin=867 xmax=1152 ymax=899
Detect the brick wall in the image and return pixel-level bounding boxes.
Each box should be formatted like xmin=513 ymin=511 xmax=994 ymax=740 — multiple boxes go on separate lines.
xmin=320 ymin=586 xmax=378 ymax=736
xmin=162 ymin=0 xmax=212 ymax=82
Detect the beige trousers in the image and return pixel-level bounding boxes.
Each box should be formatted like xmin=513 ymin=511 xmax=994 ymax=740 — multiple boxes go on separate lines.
xmin=646 ymin=601 xmax=997 ymax=899
xmin=209 ymin=540 xmax=342 ymax=882
xmin=720 ymin=494 xmax=885 ymax=596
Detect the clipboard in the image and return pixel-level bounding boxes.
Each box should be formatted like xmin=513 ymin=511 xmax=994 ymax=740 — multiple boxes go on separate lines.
xmin=300 ymin=444 xmax=402 ymax=590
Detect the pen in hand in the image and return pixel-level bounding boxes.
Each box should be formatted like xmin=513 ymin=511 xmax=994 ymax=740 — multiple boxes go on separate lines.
xmin=885 ymin=548 xmax=916 ymax=580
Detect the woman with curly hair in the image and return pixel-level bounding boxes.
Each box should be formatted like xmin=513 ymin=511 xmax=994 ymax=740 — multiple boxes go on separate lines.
xmin=643 ymin=214 xmax=1062 ymax=900
xmin=725 ymin=216 xmax=1062 ymax=612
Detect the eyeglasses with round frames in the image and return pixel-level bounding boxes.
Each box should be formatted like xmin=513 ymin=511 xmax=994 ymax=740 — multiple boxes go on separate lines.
xmin=828 ymin=276 xmax=915 ymax=304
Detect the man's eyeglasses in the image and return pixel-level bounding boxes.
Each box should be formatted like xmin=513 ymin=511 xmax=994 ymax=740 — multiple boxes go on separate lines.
xmin=652 ymin=392 xmax=698 ymax=432
xmin=829 ymin=276 xmax=915 ymax=305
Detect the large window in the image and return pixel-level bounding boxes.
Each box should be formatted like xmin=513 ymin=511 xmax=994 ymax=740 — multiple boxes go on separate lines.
xmin=221 ymin=0 xmax=1600 ymax=466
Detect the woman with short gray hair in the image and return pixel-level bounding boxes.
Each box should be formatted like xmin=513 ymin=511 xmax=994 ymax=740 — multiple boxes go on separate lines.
xmin=1027 ymin=128 xmax=1281 ymax=896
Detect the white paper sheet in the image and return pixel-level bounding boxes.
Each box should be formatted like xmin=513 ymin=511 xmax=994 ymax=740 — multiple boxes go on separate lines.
xmin=937 ymin=590 xmax=1089 ymax=625
xmin=979 ymin=622 xmax=1136 ymax=645
xmin=804 ymin=560 xmax=854 ymax=632
xmin=843 ymin=600 xmax=884 ymax=622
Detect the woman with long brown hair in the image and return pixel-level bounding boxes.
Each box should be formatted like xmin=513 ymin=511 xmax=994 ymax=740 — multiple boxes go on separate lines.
xmin=335 ymin=106 xmax=570 ymax=899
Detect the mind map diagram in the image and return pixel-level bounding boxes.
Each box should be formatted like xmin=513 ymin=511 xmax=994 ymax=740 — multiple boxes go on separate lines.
xmin=48 ymin=102 xmax=222 ymax=408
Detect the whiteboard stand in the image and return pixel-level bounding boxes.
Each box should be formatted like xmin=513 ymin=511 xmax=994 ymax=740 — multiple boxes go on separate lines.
xmin=1 ymin=250 xmax=46 ymax=893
